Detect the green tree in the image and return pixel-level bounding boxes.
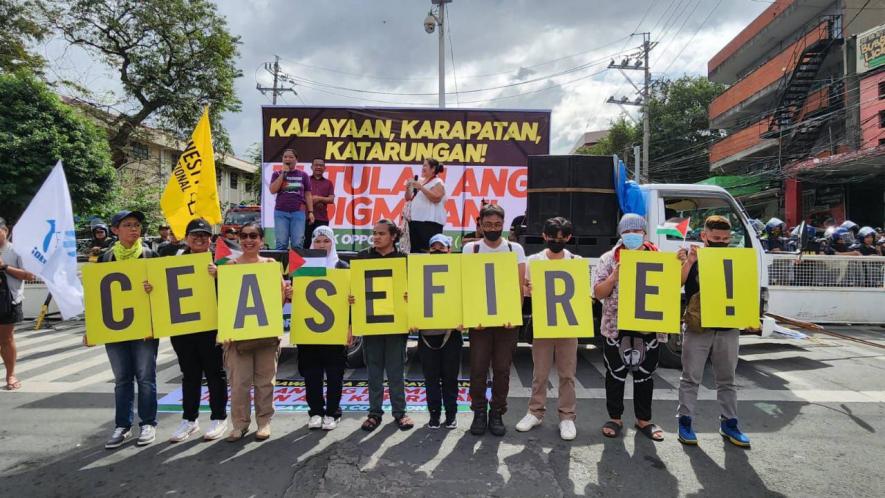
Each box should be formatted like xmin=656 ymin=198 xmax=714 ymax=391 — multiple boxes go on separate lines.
xmin=90 ymin=169 xmax=164 ymax=232
xmin=45 ymin=0 xmax=242 ymax=167
xmin=0 ymin=71 xmax=115 ymax=222
xmin=0 ymin=0 xmax=46 ymax=74
xmin=645 ymin=75 xmax=726 ymax=183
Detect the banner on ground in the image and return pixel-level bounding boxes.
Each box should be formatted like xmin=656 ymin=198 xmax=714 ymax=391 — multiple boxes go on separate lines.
xmin=698 ymin=248 xmax=760 ymax=329
xmin=529 ymin=258 xmax=593 ymax=339
xmin=217 ymin=262 xmax=284 ymax=342
xmin=158 ymin=379 xmax=485 ymax=413
xmin=617 ymin=250 xmax=682 ymax=334
xmin=261 ymin=107 xmax=551 ymax=250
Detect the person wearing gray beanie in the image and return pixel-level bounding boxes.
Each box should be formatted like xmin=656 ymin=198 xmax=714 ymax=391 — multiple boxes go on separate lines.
xmin=593 ymin=213 xmax=667 ymax=442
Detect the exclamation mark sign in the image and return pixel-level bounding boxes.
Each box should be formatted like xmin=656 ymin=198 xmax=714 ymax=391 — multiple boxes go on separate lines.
xmin=723 ymin=259 xmax=735 ymax=316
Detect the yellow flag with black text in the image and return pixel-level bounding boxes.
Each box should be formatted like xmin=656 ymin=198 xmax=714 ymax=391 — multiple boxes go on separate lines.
xmin=160 ymin=107 xmax=221 ymax=238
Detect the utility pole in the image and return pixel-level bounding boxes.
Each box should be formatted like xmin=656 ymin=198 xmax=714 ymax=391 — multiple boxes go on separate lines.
xmin=606 ymin=33 xmax=654 ymax=182
xmin=438 ymin=0 xmax=446 ymax=109
xmin=257 ymin=55 xmax=297 ymax=104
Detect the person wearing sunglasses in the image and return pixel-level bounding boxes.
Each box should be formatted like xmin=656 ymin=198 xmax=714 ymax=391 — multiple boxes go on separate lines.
xmin=224 ymin=222 xmax=291 ymax=442
xmin=96 ymin=211 xmax=160 ymax=450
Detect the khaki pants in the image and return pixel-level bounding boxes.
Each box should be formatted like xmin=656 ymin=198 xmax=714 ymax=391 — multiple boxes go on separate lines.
xmin=528 ymin=338 xmax=578 ymax=421
xmin=226 ymin=341 xmax=279 ymax=431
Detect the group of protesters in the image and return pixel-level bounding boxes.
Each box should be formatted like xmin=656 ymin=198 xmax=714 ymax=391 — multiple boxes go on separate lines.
xmin=0 ymin=155 xmax=752 ymax=452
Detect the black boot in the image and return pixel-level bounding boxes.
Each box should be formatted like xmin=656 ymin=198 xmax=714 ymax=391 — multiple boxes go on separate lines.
xmin=470 ymin=410 xmax=488 ymax=435
xmin=488 ymin=410 xmax=506 ymax=437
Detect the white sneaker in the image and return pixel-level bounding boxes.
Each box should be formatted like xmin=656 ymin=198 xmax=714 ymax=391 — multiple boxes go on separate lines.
xmin=169 ymin=420 xmax=199 ymax=443
xmin=308 ymin=415 xmax=323 ymax=430
xmin=559 ymin=420 xmax=577 ymax=441
xmin=105 ymin=427 xmax=132 ymax=449
xmin=321 ymin=416 xmax=338 ymax=431
xmin=515 ymin=413 xmax=542 ymax=432
xmin=203 ymin=419 xmax=228 ymax=441
xmin=137 ymin=425 xmax=156 ymax=446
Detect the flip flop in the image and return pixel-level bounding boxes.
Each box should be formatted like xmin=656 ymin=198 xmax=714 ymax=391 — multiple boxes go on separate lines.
xmin=395 ymin=416 xmax=414 ymax=431
xmin=602 ymin=420 xmax=623 ymax=438
xmin=635 ymin=423 xmax=664 ymax=442
xmin=5 ymin=378 xmax=21 ymax=391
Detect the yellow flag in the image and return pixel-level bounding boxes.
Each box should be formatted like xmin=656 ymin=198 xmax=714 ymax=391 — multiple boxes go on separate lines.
xmin=160 ymin=107 xmax=221 ymax=238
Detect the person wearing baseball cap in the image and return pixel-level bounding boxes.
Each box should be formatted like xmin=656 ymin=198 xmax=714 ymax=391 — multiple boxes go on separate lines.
xmin=676 ymin=214 xmax=750 ymax=448
xmin=413 ymin=232 xmax=462 ymax=429
xmin=98 ymin=210 xmax=160 ymax=450
xmin=154 ymin=218 xmax=229 ymax=443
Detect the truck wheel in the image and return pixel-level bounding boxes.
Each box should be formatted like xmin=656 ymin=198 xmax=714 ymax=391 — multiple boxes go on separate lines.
xmin=346 ymin=336 xmax=365 ymax=368
xmin=659 ymin=333 xmax=683 ymax=369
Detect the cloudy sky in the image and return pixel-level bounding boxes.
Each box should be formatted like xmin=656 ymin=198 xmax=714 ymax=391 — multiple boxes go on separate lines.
xmin=41 ymin=0 xmax=771 ymax=158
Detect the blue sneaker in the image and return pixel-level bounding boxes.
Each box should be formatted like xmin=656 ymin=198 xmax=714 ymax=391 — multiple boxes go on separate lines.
xmin=677 ymin=416 xmax=697 ymax=446
xmin=720 ymin=418 xmax=751 ymax=448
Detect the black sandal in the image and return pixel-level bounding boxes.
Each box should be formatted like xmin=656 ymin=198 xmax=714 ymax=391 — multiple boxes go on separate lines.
xmin=602 ymin=420 xmax=623 ymax=438
xmin=395 ymin=415 xmax=415 ymax=431
xmin=635 ymin=422 xmax=664 ymax=442
xmin=361 ymin=415 xmax=381 ymax=432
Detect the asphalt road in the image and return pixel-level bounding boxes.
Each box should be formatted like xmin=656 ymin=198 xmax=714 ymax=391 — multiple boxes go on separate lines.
xmin=1 ymin=321 xmax=884 ymax=497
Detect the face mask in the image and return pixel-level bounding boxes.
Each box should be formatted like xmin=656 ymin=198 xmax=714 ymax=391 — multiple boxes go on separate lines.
xmin=484 ymin=230 xmax=503 ymax=242
xmin=622 ymin=233 xmax=644 ymax=250
xmin=546 ymin=240 xmax=566 ymax=253
xmin=706 ymin=241 xmax=729 ymax=248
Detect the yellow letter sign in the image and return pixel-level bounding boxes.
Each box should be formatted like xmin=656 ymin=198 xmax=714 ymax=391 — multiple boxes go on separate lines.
xmin=530 ymin=258 xmax=593 ymax=339
xmin=461 ymin=252 xmax=523 ymax=329
xmin=617 ymin=250 xmax=682 ymax=334
xmin=217 ymin=262 xmax=283 ymax=342
xmin=291 ymin=269 xmax=351 ymax=345
xmin=698 ymin=248 xmax=760 ymax=329
xmin=351 ymin=258 xmax=408 ymax=336
xmin=83 ymin=260 xmax=152 ymax=345
xmin=408 ymin=254 xmax=463 ymax=330
xmin=146 ymin=253 xmax=218 ymax=338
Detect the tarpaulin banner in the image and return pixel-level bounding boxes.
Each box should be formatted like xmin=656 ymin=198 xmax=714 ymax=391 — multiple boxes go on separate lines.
xmin=158 ymin=379 xmax=485 ymax=413
xmin=261 ymin=106 xmax=551 ymax=251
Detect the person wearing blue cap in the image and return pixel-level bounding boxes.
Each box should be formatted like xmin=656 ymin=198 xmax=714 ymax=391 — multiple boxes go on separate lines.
xmin=98 ymin=210 xmax=160 ymax=450
xmin=413 ymin=234 xmax=463 ymax=429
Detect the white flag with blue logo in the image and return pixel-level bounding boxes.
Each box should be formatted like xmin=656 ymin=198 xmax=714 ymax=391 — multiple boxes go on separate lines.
xmin=12 ymin=161 xmax=84 ymax=319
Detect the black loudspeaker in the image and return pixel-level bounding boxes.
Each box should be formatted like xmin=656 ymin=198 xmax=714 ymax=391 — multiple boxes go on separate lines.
xmin=526 ymin=155 xmax=619 ymax=236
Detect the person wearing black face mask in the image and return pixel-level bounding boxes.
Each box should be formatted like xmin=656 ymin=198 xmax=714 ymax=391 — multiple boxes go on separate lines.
xmin=461 ymin=204 xmax=526 ymax=437
xmin=675 ymin=215 xmax=750 ymax=448
xmin=516 ymin=217 xmax=581 ymax=441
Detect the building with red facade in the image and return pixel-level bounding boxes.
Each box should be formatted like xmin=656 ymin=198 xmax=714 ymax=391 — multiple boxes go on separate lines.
xmin=707 ymin=0 xmax=884 ymax=229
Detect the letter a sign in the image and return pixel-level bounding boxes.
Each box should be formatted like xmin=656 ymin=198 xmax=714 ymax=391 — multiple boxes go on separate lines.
xmin=617 ymin=250 xmax=681 ymax=334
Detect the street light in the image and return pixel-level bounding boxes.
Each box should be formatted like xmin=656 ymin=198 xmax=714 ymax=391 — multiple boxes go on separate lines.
xmin=424 ymin=0 xmax=451 ymax=108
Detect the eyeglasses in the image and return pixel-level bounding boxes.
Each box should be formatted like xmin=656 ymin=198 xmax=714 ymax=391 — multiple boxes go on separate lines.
xmin=239 ymin=232 xmax=261 ymax=240
xmin=119 ymin=223 xmax=142 ymax=230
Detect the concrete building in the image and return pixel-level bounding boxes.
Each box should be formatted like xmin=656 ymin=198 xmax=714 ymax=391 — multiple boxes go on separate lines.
xmin=570 ymin=130 xmax=610 ymax=153
xmin=62 ymin=97 xmax=258 ymax=214
xmin=707 ymin=0 xmax=884 ymax=228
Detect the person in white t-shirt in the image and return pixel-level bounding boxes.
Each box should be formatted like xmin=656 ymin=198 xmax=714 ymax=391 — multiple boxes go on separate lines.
xmin=516 ymin=217 xmax=582 ymax=441
xmin=461 ymin=204 xmax=526 ymax=437
xmin=405 ymin=158 xmax=446 ymax=253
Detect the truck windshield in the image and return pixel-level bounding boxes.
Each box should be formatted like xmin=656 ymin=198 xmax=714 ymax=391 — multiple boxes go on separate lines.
xmin=224 ymin=211 xmax=260 ymax=225
xmin=662 ymin=196 xmax=749 ymax=248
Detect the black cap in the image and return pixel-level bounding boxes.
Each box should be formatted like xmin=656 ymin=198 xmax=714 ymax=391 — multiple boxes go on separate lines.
xmin=111 ymin=210 xmax=145 ymax=227
xmin=186 ymin=218 xmax=212 ymax=235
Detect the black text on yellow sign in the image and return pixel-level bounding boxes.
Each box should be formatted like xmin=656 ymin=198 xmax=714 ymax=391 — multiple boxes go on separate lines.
xmin=461 ymin=252 xmax=523 ymax=329
xmin=616 ymin=250 xmax=683 ymax=334
xmin=217 ymin=262 xmax=284 ymax=342
xmin=146 ymin=253 xmax=218 ymax=338
xmin=291 ymin=270 xmax=351 ymax=345
xmin=529 ymin=259 xmax=594 ymax=339
xmin=350 ymin=258 xmax=409 ymax=336
xmin=407 ymin=254 xmax=463 ymax=330
xmin=83 ymin=260 xmax=154 ymax=345
xmin=698 ymin=248 xmax=760 ymax=329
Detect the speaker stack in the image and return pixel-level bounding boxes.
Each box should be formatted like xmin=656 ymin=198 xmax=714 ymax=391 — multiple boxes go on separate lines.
xmin=524 ymin=155 xmax=620 ymax=257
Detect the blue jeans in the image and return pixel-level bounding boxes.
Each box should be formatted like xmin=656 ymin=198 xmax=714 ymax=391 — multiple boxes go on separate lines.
xmin=105 ymin=339 xmax=160 ymax=429
xmin=274 ymin=209 xmax=306 ymax=250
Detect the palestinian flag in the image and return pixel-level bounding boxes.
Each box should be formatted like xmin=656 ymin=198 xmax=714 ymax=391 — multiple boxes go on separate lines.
xmin=214 ymin=237 xmax=242 ymax=264
xmin=656 ymin=218 xmax=690 ymax=239
xmin=288 ymin=248 xmax=327 ymax=277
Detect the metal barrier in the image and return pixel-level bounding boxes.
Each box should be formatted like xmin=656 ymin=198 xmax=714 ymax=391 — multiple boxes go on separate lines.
xmin=765 ymin=253 xmax=885 ymax=324
xmin=767 ymin=253 xmax=885 ymax=288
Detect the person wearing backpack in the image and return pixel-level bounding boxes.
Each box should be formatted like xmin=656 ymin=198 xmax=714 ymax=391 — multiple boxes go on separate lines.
xmin=0 ymin=217 xmax=36 ymax=391
xmin=593 ymin=214 xmax=667 ymax=442
xmin=516 ymin=217 xmax=581 ymax=441
xmin=462 ymin=204 xmax=526 ymax=437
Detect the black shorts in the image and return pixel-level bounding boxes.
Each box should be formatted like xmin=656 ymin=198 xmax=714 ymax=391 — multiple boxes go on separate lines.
xmin=0 ymin=302 xmax=23 ymax=325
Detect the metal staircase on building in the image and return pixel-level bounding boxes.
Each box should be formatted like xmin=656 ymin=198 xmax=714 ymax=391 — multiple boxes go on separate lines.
xmin=783 ymin=80 xmax=845 ymax=158
xmin=766 ymin=16 xmax=843 ymax=139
